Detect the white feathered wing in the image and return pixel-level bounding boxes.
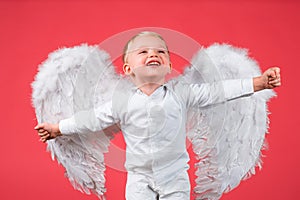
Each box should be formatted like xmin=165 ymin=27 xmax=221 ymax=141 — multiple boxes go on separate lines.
xmin=31 ymin=44 xmax=122 ymax=199
xmin=181 ymin=44 xmax=276 ymax=199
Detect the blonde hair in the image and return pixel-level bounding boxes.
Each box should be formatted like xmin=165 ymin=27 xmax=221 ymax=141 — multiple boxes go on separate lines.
xmin=122 ymin=31 xmax=169 ymax=63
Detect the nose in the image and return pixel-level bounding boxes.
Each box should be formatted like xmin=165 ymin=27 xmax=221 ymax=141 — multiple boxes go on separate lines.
xmin=148 ymin=49 xmax=158 ymax=57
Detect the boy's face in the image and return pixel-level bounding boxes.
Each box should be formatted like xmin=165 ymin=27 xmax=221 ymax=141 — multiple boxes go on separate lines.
xmin=123 ymin=35 xmax=172 ymax=86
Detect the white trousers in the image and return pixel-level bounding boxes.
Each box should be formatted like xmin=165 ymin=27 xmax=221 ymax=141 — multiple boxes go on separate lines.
xmin=125 ymin=171 xmax=191 ymax=200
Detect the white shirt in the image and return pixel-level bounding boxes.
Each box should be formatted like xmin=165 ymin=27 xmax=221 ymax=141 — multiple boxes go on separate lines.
xmin=59 ymin=79 xmax=254 ymax=186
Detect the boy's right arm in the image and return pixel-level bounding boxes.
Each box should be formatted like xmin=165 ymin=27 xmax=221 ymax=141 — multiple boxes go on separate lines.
xmin=35 ymin=101 xmax=117 ymax=143
xmin=35 ymin=123 xmax=62 ymax=143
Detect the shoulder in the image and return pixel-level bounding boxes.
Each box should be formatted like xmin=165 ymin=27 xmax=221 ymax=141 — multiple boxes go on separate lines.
xmin=166 ymin=79 xmax=189 ymax=89
xmin=111 ymin=78 xmax=135 ymax=112
xmin=166 ymin=79 xmax=191 ymax=101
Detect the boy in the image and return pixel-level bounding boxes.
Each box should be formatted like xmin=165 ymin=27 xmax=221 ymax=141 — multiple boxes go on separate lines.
xmin=35 ymin=31 xmax=281 ymax=200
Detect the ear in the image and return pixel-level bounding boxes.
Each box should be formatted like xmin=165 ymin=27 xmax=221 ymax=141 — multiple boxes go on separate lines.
xmin=123 ymin=63 xmax=132 ymax=75
xmin=168 ymin=63 xmax=172 ymax=73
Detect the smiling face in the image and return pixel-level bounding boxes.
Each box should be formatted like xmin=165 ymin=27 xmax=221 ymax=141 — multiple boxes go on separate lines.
xmin=123 ymin=33 xmax=172 ymax=87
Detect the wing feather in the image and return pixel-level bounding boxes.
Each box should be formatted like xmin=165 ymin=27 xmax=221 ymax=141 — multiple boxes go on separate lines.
xmin=182 ymin=44 xmax=275 ymax=199
xmin=32 ymin=44 xmax=121 ymax=198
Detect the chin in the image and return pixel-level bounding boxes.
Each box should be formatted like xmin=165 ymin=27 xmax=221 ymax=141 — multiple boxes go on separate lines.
xmin=143 ymin=76 xmax=164 ymax=84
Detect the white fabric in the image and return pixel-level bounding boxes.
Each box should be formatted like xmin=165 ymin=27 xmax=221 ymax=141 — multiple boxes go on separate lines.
xmin=60 ymin=79 xmax=253 ymax=187
xmin=126 ymin=170 xmax=190 ymax=200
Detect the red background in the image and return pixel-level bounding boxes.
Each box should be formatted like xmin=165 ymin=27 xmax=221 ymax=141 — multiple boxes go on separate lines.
xmin=1 ymin=0 xmax=299 ymax=199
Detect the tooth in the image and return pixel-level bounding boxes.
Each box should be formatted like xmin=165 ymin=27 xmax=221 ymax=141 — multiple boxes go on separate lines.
xmin=147 ymin=61 xmax=160 ymax=66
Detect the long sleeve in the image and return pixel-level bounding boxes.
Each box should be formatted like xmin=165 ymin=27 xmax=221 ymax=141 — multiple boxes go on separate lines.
xmin=59 ymin=101 xmax=117 ymax=135
xmin=187 ymin=79 xmax=254 ymax=108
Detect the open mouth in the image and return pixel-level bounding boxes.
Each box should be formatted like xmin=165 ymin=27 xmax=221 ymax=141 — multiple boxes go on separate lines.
xmin=146 ymin=60 xmax=161 ymax=66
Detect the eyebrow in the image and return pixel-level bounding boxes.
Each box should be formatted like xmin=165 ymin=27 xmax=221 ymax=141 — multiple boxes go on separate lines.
xmin=127 ymin=46 xmax=169 ymax=54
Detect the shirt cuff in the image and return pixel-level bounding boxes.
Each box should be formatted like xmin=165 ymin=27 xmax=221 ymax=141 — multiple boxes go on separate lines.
xmin=223 ymin=78 xmax=254 ymax=100
xmin=59 ymin=117 xmax=76 ymax=135
xmin=243 ymin=78 xmax=254 ymax=94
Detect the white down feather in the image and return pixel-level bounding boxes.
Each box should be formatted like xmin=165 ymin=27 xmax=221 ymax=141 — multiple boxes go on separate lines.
xmin=181 ymin=44 xmax=275 ymax=199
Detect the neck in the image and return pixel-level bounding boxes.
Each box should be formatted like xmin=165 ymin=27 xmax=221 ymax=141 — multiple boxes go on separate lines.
xmin=138 ymin=82 xmax=163 ymax=96
xmin=130 ymin=75 xmax=165 ymax=96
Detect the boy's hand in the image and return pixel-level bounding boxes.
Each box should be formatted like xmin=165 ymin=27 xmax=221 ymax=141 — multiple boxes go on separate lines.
xmin=253 ymin=67 xmax=281 ymax=92
xmin=35 ymin=123 xmax=62 ymax=143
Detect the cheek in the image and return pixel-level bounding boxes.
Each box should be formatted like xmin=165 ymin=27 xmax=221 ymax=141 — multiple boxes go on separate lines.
xmin=163 ymin=57 xmax=171 ymax=65
xmin=162 ymin=54 xmax=171 ymax=62
xmin=134 ymin=57 xmax=147 ymax=66
xmin=128 ymin=55 xmax=145 ymax=65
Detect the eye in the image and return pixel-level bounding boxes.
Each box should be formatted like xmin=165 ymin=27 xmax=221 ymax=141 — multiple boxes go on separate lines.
xmin=158 ymin=50 xmax=166 ymax=54
xmin=138 ymin=50 xmax=147 ymax=54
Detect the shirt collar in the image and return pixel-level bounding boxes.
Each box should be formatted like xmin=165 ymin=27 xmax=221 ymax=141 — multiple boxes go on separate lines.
xmin=132 ymin=84 xmax=168 ymax=97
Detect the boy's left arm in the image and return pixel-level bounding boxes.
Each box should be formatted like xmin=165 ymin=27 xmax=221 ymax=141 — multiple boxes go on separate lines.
xmin=253 ymin=67 xmax=281 ymax=92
